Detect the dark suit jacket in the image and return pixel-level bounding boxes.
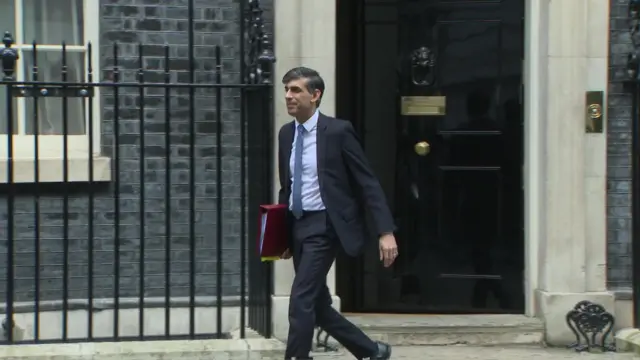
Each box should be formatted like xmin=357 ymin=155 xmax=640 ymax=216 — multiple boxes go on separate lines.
xmin=277 ymin=112 xmax=396 ymax=256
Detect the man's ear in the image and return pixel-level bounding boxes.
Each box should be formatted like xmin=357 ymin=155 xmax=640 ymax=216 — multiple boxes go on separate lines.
xmin=312 ymin=89 xmax=322 ymax=104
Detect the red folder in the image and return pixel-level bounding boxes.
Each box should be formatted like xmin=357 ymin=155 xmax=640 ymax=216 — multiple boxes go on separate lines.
xmin=257 ymin=204 xmax=289 ymax=261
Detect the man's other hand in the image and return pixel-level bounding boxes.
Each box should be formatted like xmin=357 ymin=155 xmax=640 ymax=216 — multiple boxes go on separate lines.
xmin=379 ymin=233 xmax=398 ymax=267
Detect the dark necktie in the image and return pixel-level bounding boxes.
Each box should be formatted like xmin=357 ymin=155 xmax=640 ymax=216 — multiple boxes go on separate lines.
xmin=291 ymin=124 xmax=305 ymax=219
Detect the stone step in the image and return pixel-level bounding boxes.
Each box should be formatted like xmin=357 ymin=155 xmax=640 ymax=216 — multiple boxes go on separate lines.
xmin=344 ymin=314 xmax=545 ymax=347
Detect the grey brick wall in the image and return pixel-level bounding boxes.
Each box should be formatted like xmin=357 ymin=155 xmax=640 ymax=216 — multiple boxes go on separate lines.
xmin=608 ymin=0 xmax=633 ymax=289
xmin=0 ymin=0 xmax=273 ymax=303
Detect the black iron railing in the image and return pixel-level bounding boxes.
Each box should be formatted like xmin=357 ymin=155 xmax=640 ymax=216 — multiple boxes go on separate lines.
xmin=244 ymin=0 xmax=276 ymax=339
xmin=0 ymin=0 xmax=275 ymax=344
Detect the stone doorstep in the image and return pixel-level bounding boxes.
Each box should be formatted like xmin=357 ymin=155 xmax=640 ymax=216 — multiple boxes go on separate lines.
xmin=0 ymin=338 xmax=287 ymax=360
xmin=346 ymin=314 xmax=545 ymax=347
xmin=360 ymin=325 xmax=544 ymax=347
xmin=615 ymin=328 xmax=640 ymax=353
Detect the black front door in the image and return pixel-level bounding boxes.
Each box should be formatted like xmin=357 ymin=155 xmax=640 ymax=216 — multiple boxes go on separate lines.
xmin=336 ymin=0 xmax=525 ymax=314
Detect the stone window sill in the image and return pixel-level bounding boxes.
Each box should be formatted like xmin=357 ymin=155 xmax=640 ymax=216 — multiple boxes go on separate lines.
xmin=0 ymin=156 xmax=112 ymax=183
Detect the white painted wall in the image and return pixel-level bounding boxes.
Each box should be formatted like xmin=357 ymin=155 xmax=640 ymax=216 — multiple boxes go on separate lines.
xmin=271 ymin=0 xmax=339 ymax=342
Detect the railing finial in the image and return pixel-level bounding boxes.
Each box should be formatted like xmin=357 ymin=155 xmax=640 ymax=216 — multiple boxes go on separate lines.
xmin=244 ymin=0 xmax=276 ymax=84
xmin=1 ymin=31 xmax=19 ymax=80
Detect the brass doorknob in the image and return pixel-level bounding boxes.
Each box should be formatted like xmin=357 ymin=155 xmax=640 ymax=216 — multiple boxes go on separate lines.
xmin=587 ymin=103 xmax=602 ymax=119
xmin=414 ymin=141 xmax=430 ymax=156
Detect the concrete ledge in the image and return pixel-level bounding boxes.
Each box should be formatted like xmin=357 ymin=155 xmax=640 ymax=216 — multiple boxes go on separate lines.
xmin=615 ymin=328 xmax=640 ymax=353
xmin=0 ymin=156 xmax=111 ymax=183
xmin=613 ymin=289 xmax=632 ymax=301
xmin=615 ymin=297 xmax=634 ymax=331
xmin=535 ymin=290 xmax=615 ymax=346
xmin=0 ymin=338 xmax=285 ymax=360
xmin=5 ymin=303 xmax=248 ymax=342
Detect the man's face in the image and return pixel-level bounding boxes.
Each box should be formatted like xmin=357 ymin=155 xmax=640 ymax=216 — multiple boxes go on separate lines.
xmin=284 ymin=78 xmax=321 ymax=118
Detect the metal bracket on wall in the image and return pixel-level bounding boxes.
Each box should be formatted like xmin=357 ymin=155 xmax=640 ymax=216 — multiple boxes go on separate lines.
xmin=565 ymin=300 xmax=616 ymax=352
xmin=11 ymin=86 xmax=94 ymax=98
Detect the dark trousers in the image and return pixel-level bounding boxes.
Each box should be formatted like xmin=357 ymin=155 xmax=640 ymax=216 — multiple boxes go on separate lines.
xmin=285 ymin=210 xmax=377 ymax=359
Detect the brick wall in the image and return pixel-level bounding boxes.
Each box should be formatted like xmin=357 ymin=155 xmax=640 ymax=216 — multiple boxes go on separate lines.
xmin=0 ymin=0 xmax=273 ymax=303
xmin=608 ymin=0 xmax=633 ymax=289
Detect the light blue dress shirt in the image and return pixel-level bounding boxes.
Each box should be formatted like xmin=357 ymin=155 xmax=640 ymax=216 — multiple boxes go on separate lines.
xmin=289 ymin=109 xmax=326 ymax=211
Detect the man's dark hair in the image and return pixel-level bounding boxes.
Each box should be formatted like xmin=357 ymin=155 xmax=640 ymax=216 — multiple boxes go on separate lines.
xmin=282 ymin=66 xmax=325 ymax=107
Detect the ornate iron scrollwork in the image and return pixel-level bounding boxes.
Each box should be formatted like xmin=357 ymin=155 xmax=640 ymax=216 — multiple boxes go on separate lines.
xmin=0 ymin=31 xmax=19 ymax=80
xmin=410 ymin=46 xmax=436 ymax=87
xmin=315 ymin=327 xmax=339 ymax=352
xmin=244 ymin=0 xmax=276 ymax=84
xmin=565 ymin=300 xmax=616 ymax=352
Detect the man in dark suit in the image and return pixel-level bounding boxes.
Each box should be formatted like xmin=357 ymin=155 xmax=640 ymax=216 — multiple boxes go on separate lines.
xmin=278 ymin=66 xmax=398 ymax=360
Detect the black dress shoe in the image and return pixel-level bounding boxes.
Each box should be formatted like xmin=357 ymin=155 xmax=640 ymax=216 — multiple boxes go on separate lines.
xmin=370 ymin=341 xmax=392 ymax=360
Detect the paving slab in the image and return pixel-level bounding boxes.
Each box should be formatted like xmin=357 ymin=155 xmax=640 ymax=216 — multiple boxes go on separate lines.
xmin=311 ymin=345 xmax=637 ymax=360
xmin=616 ymin=328 xmax=640 ymax=354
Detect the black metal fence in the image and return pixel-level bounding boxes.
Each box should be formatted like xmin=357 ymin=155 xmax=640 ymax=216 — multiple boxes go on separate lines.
xmin=0 ymin=0 xmax=274 ymax=344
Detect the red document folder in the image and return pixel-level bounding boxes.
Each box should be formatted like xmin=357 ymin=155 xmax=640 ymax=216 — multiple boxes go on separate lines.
xmin=257 ymin=204 xmax=289 ymax=261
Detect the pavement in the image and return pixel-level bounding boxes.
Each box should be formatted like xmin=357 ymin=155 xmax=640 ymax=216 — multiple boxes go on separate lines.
xmin=310 ymin=346 xmax=638 ymax=359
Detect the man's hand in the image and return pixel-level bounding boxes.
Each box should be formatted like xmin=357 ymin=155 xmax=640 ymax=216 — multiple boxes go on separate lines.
xmin=281 ymin=248 xmax=292 ymax=260
xmin=379 ymin=233 xmax=398 ymax=267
